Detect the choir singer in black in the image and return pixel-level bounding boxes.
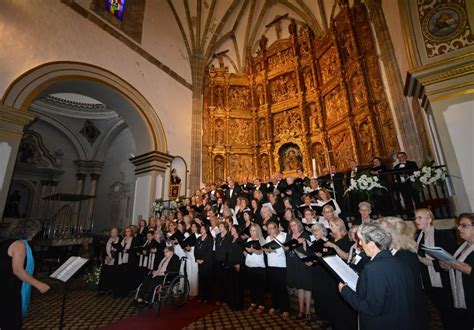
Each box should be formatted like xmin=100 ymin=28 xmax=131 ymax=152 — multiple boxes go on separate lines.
xmin=339 ymin=223 xmax=416 ymax=330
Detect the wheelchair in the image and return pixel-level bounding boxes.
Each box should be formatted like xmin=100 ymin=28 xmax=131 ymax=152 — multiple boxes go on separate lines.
xmin=135 ymin=256 xmax=190 ymax=316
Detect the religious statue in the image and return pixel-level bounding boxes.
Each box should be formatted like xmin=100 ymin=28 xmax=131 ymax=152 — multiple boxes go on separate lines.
xmin=215 ymin=120 xmax=225 ymax=145
xmin=214 ymin=86 xmax=224 ymax=108
xmin=214 ymin=156 xmax=224 ymax=181
xmin=260 ymin=154 xmax=270 ymax=177
xmin=359 ymin=121 xmax=374 ymax=160
xmin=171 ymin=168 xmax=181 ymax=184
xmin=281 ymin=146 xmax=303 ymax=172
xmin=256 ymin=85 xmax=265 ymax=106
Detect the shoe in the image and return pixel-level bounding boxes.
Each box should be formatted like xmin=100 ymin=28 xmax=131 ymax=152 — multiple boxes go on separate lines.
xmin=203 ymin=300 xmax=208 ymax=304
xmin=282 ymin=312 xmax=290 ymax=319
xmin=256 ymin=305 xmax=265 ymax=314
xmin=305 ymin=313 xmax=312 ymax=323
xmin=247 ymin=304 xmax=256 ymax=312
xmin=216 ymin=301 xmax=222 ymax=306
xmin=296 ymin=312 xmax=304 ymax=320
xmin=268 ymin=308 xmax=276 ymax=315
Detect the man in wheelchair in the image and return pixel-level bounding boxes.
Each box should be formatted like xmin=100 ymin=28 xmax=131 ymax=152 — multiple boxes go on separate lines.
xmin=136 ymin=246 xmax=180 ymax=306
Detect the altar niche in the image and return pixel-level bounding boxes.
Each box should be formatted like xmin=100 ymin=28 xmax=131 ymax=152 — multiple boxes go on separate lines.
xmin=279 ymin=143 xmax=304 ymax=177
xmin=202 ymin=2 xmax=399 ymax=183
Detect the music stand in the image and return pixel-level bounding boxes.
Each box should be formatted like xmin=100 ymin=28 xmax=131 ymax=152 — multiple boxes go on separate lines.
xmin=50 ymin=256 xmax=89 ymax=329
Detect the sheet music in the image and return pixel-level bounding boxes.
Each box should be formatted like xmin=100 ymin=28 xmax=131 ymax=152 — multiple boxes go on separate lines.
xmin=50 ymin=256 xmax=88 ymax=283
xmin=421 ymin=245 xmax=457 ymax=262
xmin=323 ymin=255 xmax=359 ymax=291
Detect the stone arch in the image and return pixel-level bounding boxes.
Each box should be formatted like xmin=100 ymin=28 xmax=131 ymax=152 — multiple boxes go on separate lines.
xmin=2 ymin=61 xmax=167 ymax=155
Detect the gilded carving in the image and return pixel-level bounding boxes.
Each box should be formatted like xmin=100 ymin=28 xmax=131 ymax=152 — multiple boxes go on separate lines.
xmin=214 ymin=119 xmax=225 ymax=145
xmin=268 ymin=48 xmax=294 ymax=70
xmin=202 ymin=7 xmax=399 ymax=183
xmin=229 ymin=87 xmax=250 ymax=110
xmin=260 ymin=154 xmax=270 ymax=177
xmin=311 ymin=142 xmax=327 ymax=173
xmin=258 ymin=118 xmax=268 ymax=141
xmin=349 ymin=73 xmax=366 ymax=106
xmin=324 ymin=87 xmax=347 ymax=126
xmin=303 ymin=68 xmax=315 ymax=91
xmin=319 ymin=47 xmax=339 ymax=85
xmin=214 ymin=155 xmax=225 ymax=181
xmin=229 ymin=154 xmax=254 ymax=181
xmin=330 ymin=131 xmax=354 ymax=169
xmin=214 ymin=86 xmax=225 ymax=108
xmin=357 ymin=120 xmax=375 ymax=162
xmin=228 ymin=119 xmax=252 ymax=145
xmin=273 ymin=110 xmax=302 ymax=137
xmin=270 ymin=73 xmax=298 ymax=103
xmin=256 ymin=84 xmax=265 ymax=106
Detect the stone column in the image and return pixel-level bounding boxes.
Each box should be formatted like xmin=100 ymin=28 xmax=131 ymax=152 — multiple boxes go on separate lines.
xmin=0 ymin=105 xmax=35 ymax=220
xmin=189 ymin=55 xmax=207 ymax=192
xmin=364 ymin=0 xmax=430 ymax=163
xmin=130 ymin=151 xmax=174 ymax=224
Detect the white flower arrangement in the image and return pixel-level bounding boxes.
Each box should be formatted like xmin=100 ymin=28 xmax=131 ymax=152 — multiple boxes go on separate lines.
xmin=151 ymin=199 xmax=163 ymax=213
xmin=344 ymin=174 xmax=387 ymax=195
xmin=409 ymin=166 xmax=447 ymax=186
xmin=84 ymin=264 xmax=102 ymax=287
xmin=303 ymin=186 xmax=314 ymax=194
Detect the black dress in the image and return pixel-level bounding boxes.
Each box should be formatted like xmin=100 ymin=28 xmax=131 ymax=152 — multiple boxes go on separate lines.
xmin=393 ymin=249 xmax=428 ymax=330
xmin=325 ymin=235 xmax=357 ymax=330
xmin=194 ymin=235 xmax=214 ymax=301
xmin=416 ymin=228 xmax=457 ymax=329
xmin=0 ymin=239 xmax=23 ymax=330
xmin=285 ymin=231 xmax=312 ymax=290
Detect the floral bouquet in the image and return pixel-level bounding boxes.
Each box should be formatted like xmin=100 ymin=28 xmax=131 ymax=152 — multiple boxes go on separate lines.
xmin=152 ymin=199 xmax=163 ymax=216
xmin=409 ymin=166 xmax=447 ymax=187
xmin=344 ymin=174 xmax=387 ymax=195
xmin=169 ymin=197 xmax=180 ymax=211
xmin=84 ymin=264 xmax=101 ymax=289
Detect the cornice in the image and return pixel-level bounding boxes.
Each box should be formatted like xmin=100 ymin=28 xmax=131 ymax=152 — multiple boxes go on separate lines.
xmin=0 ymin=104 xmax=36 ymax=126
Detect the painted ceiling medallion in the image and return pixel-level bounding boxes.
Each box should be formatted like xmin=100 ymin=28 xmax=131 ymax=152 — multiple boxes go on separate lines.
xmin=422 ymin=3 xmax=465 ymax=43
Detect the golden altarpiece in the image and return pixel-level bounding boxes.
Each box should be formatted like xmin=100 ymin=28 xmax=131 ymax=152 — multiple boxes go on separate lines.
xmin=202 ymin=3 xmax=399 ymax=183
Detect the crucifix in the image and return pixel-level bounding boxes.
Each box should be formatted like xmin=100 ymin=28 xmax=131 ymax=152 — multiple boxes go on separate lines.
xmin=212 ymin=49 xmax=229 ymax=68
xmin=265 ymin=13 xmax=289 ymax=39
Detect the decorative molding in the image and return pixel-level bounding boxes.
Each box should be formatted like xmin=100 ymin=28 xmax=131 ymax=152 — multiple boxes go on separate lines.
xmin=130 ymin=151 xmax=174 ymax=175
xmin=0 ymin=104 xmax=36 ymax=127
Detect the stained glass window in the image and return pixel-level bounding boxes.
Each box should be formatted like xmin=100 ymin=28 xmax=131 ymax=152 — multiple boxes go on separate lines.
xmin=106 ymin=0 xmax=126 ymax=20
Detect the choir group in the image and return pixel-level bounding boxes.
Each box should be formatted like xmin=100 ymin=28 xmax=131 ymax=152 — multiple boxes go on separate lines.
xmin=96 ymin=161 xmax=473 ymax=330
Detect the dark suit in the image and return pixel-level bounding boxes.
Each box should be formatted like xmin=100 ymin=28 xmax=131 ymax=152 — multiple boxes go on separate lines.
xmin=369 ymin=165 xmax=391 ymax=216
xmin=225 ymin=184 xmax=242 ymax=209
xmin=393 ymin=160 xmax=420 ymax=216
xmin=341 ymin=250 xmax=417 ymax=330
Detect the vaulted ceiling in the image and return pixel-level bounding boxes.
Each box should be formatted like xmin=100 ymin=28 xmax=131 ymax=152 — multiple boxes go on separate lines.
xmin=167 ymin=0 xmax=348 ymax=73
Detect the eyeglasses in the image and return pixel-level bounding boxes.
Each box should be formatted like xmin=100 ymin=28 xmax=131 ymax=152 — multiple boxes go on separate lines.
xmin=457 ymin=224 xmax=473 ymax=229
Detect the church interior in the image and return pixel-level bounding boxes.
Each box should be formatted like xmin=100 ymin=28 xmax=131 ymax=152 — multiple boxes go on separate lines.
xmin=0 ymin=0 xmax=473 ymax=329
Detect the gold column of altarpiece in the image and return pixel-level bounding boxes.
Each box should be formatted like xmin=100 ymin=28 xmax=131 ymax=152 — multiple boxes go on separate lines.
xmin=202 ymin=3 xmax=399 ymax=184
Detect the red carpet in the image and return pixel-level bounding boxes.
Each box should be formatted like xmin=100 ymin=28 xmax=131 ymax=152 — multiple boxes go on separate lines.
xmin=101 ymin=300 xmax=220 ymax=330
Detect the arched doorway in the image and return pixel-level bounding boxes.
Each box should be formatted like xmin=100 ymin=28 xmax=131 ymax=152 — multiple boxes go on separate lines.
xmin=1 ymin=62 xmax=173 ymax=227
